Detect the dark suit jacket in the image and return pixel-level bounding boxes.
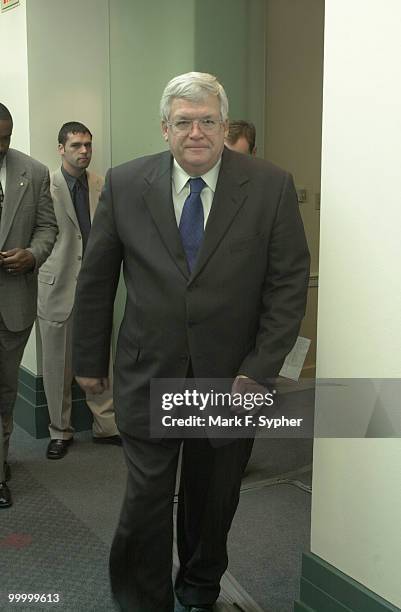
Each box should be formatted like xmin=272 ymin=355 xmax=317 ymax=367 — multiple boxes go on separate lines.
xmin=73 ymin=148 xmax=310 ymax=436
xmin=0 ymin=149 xmax=57 ymax=332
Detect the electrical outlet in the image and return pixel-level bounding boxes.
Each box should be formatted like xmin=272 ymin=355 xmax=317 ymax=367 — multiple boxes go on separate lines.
xmin=296 ymin=188 xmax=307 ymax=204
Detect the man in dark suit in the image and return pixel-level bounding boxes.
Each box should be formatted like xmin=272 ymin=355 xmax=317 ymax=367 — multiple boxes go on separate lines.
xmin=73 ymin=72 xmax=310 ymax=611
xmin=0 ymin=103 xmax=57 ymax=508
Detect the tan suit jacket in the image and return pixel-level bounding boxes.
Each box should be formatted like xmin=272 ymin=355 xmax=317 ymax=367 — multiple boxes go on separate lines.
xmin=37 ymin=168 xmax=117 ymax=438
xmin=0 ymin=148 xmax=57 ymax=474
xmin=0 ymin=149 xmax=57 ymax=331
xmin=37 ymin=168 xmax=104 ymax=321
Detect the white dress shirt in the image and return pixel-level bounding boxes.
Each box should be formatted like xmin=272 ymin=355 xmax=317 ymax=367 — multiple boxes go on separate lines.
xmin=0 ymin=156 xmax=7 ymax=193
xmin=171 ymin=158 xmax=221 ymax=228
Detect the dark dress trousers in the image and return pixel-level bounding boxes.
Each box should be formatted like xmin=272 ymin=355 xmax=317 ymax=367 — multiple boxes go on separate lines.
xmin=72 ymin=147 xmax=310 ymax=611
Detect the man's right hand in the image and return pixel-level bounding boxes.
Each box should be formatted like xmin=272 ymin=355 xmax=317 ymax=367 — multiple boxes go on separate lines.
xmin=76 ymin=376 xmax=110 ymax=395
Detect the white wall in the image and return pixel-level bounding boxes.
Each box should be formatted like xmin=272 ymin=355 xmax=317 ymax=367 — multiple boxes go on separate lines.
xmin=312 ymin=0 xmax=401 ymax=607
xmin=0 ymin=0 xmax=30 ymax=152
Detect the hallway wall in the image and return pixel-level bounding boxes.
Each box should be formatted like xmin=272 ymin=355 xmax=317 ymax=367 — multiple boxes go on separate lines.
xmin=265 ymin=0 xmax=325 ymax=374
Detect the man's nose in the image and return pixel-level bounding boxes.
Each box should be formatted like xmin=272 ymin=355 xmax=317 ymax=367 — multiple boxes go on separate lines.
xmin=188 ymin=120 xmax=204 ymax=137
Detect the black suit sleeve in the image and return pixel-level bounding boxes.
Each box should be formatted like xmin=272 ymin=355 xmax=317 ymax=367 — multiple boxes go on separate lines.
xmin=238 ymin=172 xmax=310 ymax=380
xmin=72 ymin=169 xmax=123 ymax=378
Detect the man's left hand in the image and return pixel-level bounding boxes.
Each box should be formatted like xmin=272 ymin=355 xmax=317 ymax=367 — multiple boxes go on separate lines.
xmin=76 ymin=377 xmax=110 ymax=395
xmin=0 ymin=248 xmax=35 ymax=274
xmin=231 ymin=375 xmax=273 ymax=416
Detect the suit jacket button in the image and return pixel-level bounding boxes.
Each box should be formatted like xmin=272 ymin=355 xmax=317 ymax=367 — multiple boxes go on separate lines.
xmin=78 ymin=235 xmax=82 ymax=240
xmin=78 ymin=255 xmax=82 ymax=261
xmin=180 ymin=355 xmax=188 ymax=362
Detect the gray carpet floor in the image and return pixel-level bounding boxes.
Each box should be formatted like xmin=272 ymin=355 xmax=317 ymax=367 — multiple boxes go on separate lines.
xmin=0 ymin=426 xmax=312 ymax=612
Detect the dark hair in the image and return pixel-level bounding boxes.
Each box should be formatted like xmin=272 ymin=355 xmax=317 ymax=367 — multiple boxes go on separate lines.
xmin=0 ymin=103 xmax=13 ymax=123
xmin=226 ymin=120 xmax=256 ymax=154
xmin=58 ymin=121 xmax=92 ymax=145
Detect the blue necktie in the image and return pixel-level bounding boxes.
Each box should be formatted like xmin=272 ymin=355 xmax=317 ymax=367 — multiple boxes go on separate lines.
xmin=73 ymin=178 xmax=91 ymax=252
xmin=179 ymin=177 xmax=206 ymax=272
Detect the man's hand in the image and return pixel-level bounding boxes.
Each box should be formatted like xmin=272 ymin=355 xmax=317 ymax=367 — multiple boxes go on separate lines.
xmin=0 ymin=248 xmax=35 ymax=274
xmin=76 ymin=377 xmax=110 ymax=395
xmin=231 ymin=375 xmax=273 ymax=416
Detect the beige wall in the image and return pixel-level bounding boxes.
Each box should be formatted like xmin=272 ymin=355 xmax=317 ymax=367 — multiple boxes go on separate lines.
xmin=312 ymin=0 xmax=401 ymax=607
xmin=265 ymin=0 xmax=325 ymax=374
xmin=265 ymin=0 xmax=323 ymax=275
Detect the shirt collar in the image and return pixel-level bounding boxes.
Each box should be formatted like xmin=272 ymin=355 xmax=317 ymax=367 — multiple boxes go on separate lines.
xmin=172 ymin=157 xmax=221 ymax=195
xmin=61 ymin=166 xmax=88 ymax=191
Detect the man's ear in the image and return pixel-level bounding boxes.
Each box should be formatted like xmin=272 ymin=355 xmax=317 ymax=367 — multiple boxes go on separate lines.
xmin=58 ymin=143 xmax=65 ymax=155
xmin=161 ymin=122 xmax=169 ymax=142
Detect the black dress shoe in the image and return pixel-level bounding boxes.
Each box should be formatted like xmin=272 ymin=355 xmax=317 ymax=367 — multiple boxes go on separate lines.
xmin=46 ymin=438 xmax=73 ymax=460
xmin=93 ymin=435 xmax=122 ymax=446
xmin=4 ymin=462 xmax=11 ymax=481
xmin=0 ymin=482 xmax=12 ymax=508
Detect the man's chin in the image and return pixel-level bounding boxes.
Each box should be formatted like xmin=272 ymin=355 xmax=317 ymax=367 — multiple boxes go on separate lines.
xmin=181 ymin=155 xmax=214 ymax=175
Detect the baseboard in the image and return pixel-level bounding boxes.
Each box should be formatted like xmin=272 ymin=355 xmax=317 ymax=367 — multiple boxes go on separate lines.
xmin=294 ymin=553 xmax=401 ymax=612
xmin=14 ymin=366 xmax=93 ymax=439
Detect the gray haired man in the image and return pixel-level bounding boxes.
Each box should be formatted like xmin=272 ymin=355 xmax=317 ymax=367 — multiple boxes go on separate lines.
xmin=73 ymin=72 xmax=309 ymax=611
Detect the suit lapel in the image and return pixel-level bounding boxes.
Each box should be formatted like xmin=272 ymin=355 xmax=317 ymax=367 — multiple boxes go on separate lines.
xmin=51 ymin=167 xmax=80 ymax=230
xmin=87 ymin=171 xmax=101 ymax=221
xmin=190 ymin=149 xmax=249 ymax=282
xmin=0 ymin=150 xmax=29 ymax=248
xmin=142 ymin=152 xmax=189 ymax=280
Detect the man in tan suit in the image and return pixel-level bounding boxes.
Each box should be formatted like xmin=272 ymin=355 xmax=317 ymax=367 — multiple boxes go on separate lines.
xmin=38 ymin=122 xmax=120 ymax=460
xmin=0 ymin=103 xmax=57 ymax=508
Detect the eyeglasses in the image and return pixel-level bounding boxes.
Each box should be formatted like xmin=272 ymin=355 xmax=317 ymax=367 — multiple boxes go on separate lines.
xmin=167 ymin=118 xmax=224 ymax=134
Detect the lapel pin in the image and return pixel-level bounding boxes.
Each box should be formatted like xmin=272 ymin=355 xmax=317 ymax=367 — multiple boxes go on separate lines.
xmin=20 ymin=182 xmax=24 ymax=186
